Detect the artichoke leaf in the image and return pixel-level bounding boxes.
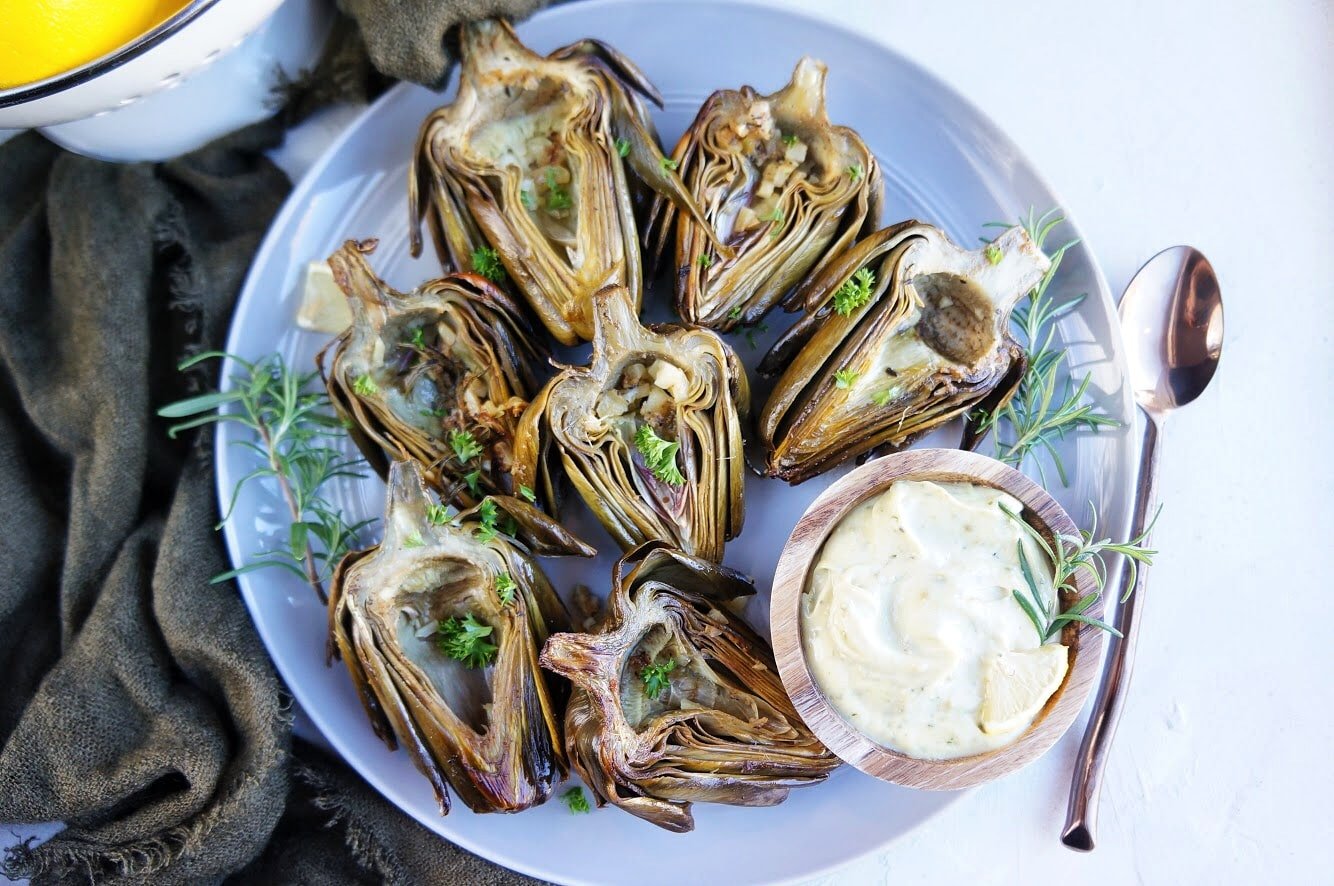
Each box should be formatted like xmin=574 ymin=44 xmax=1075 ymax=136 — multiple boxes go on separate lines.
xmin=328 ymin=460 xmax=575 ymax=815
xmin=539 ymin=543 xmax=839 ymax=832
xmin=519 ymin=286 xmax=748 ymax=562
xmin=759 ymin=222 xmax=1050 ymax=483
xmin=645 ymin=56 xmax=884 ymax=332
xmin=319 ymin=239 xmax=554 ymax=519
xmin=409 ymin=19 xmax=722 ymax=345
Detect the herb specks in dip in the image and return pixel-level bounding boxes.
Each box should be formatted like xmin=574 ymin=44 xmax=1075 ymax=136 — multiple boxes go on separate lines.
xmin=801 ymin=479 xmax=1068 ymax=760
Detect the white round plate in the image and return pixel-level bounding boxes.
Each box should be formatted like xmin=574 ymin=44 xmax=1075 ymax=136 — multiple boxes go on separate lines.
xmin=219 ymin=1 xmax=1134 ymax=883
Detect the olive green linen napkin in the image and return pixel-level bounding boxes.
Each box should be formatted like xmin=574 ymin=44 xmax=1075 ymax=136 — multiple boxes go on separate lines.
xmin=0 ymin=3 xmax=545 ymax=883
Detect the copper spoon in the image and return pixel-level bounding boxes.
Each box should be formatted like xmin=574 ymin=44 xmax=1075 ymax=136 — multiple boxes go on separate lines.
xmin=1061 ymin=246 xmax=1223 ymax=850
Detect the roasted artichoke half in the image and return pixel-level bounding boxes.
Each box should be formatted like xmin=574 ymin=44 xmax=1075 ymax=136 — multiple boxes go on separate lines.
xmin=539 ymin=543 xmax=839 ymax=832
xmin=515 ymin=286 xmax=748 ymax=562
xmin=320 ymin=239 xmax=547 ymax=511
xmin=409 ymin=18 xmax=722 ymax=345
xmin=758 ymin=221 xmax=1051 ymax=483
xmin=329 ymin=459 xmax=593 ymax=815
xmin=644 ymin=56 xmax=883 ymax=332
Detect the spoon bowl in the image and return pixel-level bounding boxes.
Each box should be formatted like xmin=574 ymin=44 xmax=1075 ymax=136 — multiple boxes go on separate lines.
xmin=1119 ymin=246 xmax=1223 ymax=415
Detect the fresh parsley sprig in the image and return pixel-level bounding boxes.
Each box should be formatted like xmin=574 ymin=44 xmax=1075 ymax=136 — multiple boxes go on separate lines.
xmin=158 ymin=352 xmax=373 ymax=603
xmin=470 ymin=246 xmax=506 ymax=283
xmin=833 ymin=267 xmax=875 ymax=316
xmin=562 ymin=786 xmax=591 ymax=813
xmin=495 ymin=572 xmax=517 ymax=606
xmin=640 ymin=659 xmax=676 ymax=700
xmin=352 ymin=373 xmax=377 ymax=397
xmin=436 ymin=614 xmax=498 ymax=668
xmin=450 ymin=428 xmax=483 ymax=463
xmin=634 ymin=425 xmax=685 ymax=486
xmin=545 ymin=168 xmax=572 ymax=211
xmin=474 ymin=498 xmax=501 ymax=542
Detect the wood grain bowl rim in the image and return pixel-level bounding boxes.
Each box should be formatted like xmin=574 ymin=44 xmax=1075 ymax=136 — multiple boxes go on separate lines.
xmin=770 ymin=448 xmax=1103 ymax=791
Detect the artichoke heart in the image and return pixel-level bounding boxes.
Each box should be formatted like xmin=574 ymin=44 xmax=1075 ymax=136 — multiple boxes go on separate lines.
xmin=328 ymin=460 xmax=593 ymax=815
xmin=320 ymin=239 xmax=546 ymax=511
xmin=515 ymin=286 xmax=748 ymax=562
xmin=539 ymin=543 xmax=840 ymax=832
xmin=759 ymin=222 xmax=1050 ymax=483
xmin=644 ymin=56 xmax=883 ymax=331
xmin=410 ymin=19 xmax=722 ymax=345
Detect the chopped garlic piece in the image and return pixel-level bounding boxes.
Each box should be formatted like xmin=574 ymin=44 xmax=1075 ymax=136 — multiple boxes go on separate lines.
xmin=642 ymin=386 xmax=672 ymax=418
xmin=648 ymin=360 xmax=689 ymax=399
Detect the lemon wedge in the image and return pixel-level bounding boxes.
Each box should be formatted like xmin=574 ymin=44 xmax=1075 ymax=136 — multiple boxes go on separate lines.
xmin=296 ymin=260 xmax=353 ymax=334
xmin=978 ymin=644 xmax=1069 ymax=735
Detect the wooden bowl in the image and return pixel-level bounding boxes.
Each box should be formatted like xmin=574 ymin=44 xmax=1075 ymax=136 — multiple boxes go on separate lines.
xmin=770 ymin=448 xmax=1103 ymax=790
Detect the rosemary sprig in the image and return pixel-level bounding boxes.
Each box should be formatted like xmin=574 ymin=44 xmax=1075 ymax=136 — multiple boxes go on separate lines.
xmin=1003 ymin=504 xmax=1158 ymax=642
xmin=158 ymin=351 xmax=372 ymax=602
xmin=973 ymin=208 xmax=1119 ymax=486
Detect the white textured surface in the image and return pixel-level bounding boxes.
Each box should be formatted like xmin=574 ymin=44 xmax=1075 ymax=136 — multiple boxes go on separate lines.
xmin=759 ymin=0 xmax=1331 ymax=882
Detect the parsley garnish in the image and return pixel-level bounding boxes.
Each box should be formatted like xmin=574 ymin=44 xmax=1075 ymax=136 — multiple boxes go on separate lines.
xmin=495 ymin=572 xmax=516 ymax=606
xmin=545 ymin=168 xmax=572 ymax=211
xmin=471 ymin=246 xmax=506 ymax=283
xmin=464 ymin=469 xmax=482 ymax=496
xmin=352 ymin=374 xmax=377 ymax=397
xmin=562 ymin=787 xmax=590 ymax=814
xmin=633 ymin=425 xmax=685 ymax=486
xmin=728 ymin=305 xmax=743 ymax=321
xmin=614 ymin=137 xmax=630 ymax=157
xmin=436 ymin=614 xmax=498 ymax=669
xmin=781 ymin=133 xmax=798 ymax=146
xmin=984 ymin=243 xmax=1003 ymax=265
xmin=518 ymin=484 xmax=537 ymax=503
xmin=519 ymin=189 xmax=536 ymax=211
xmin=407 ymin=327 xmax=426 ymax=349
xmin=871 ymin=388 xmax=896 ymax=407
xmin=474 ymin=498 xmax=501 ymax=542
xmin=425 ymin=503 xmax=451 ymax=525
xmin=640 ymin=659 xmax=676 ymax=699
xmin=450 ymin=429 xmax=482 ymax=463
xmin=847 ymin=163 xmax=863 ymax=182
xmin=660 ymin=156 xmax=678 ymax=172
xmin=833 ymin=267 xmax=876 ymax=316
xmin=834 ymin=369 xmax=859 ymax=389
xmin=696 ymin=253 xmax=713 ymax=269
xmin=762 ymin=206 xmax=784 ymax=235
xmin=403 ymin=531 xmax=425 ymax=548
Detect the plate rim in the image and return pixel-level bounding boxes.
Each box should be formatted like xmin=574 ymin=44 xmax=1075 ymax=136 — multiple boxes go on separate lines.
xmin=217 ymin=1 xmax=1134 ymax=882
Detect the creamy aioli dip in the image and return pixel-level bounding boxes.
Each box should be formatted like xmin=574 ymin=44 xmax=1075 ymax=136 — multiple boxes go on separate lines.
xmin=801 ymin=480 xmax=1067 ymax=759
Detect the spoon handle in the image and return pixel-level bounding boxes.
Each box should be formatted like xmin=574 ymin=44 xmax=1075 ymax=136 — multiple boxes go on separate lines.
xmin=1061 ymin=409 xmax=1162 ymax=851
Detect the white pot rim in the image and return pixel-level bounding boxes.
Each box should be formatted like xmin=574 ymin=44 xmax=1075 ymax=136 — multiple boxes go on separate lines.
xmin=0 ymin=0 xmax=223 ymax=110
